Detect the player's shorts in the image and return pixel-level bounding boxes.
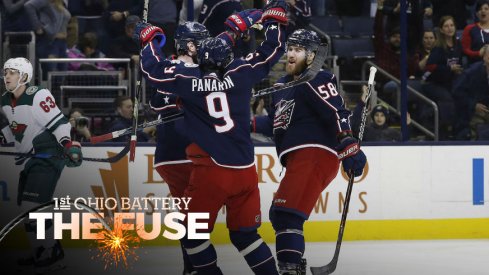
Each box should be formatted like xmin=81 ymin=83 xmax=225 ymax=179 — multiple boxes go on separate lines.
xmin=272 ymin=147 xmax=339 ymax=219
xmin=156 ymin=162 xmax=193 ymax=198
xmin=184 ymin=143 xmax=261 ymax=232
xmin=19 ymin=157 xmax=65 ymax=205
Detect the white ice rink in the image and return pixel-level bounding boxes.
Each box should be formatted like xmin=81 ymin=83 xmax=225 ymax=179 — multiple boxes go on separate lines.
xmin=2 ymin=240 xmax=488 ymax=274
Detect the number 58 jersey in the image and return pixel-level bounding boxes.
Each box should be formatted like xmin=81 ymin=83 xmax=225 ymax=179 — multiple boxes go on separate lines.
xmin=1 ymin=87 xmax=70 ymax=153
xmin=255 ymin=71 xmax=352 ymax=166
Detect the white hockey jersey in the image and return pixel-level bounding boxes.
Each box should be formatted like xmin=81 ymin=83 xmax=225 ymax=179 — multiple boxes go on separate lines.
xmin=1 ymin=86 xmax=71 ymax=153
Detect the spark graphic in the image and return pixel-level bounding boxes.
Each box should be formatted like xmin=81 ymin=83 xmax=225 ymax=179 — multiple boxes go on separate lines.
xmin=94 ymin=216 xmax=141 ymax=269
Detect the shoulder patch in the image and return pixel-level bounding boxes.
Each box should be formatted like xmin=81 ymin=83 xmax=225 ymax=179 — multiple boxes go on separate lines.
xmin=26 ymin=86 xmax=39 ymax=95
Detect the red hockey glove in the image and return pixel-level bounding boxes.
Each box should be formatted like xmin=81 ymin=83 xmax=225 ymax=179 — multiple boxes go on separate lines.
xmin=133 ymin=22 xmax=166 ymax=47
xmin=335 ymin=134 xmax=366 ymax=177
xmin=262 ymin=0 xmax=288 ymax=25
xmin=225 ymin=9 xmax=263 ymax=37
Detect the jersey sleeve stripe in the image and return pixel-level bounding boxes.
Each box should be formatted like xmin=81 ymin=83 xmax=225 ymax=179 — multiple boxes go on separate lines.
xmin=250 ymin=25 xmax=284 ymax=69
xmin=47 ymin=116 xmax=69 ymax=132
xmin=45 ymin=112 xmax=65 ymax=130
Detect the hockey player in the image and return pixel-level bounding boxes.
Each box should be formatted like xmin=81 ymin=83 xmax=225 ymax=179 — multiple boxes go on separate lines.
xmin=1 ymin=57 xmax=82 ymax=273
xmin=252 ymin=29 xmax=367 ymax=274
xmin=135 ymin=1 xmax=288 ymax=274
xmin=150 ymin=21 xmax=210 ymax=275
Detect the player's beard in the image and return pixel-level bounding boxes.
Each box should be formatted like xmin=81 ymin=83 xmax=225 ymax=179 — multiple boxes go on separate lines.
xmin=286 ymin=58 xmax=308 ymax=77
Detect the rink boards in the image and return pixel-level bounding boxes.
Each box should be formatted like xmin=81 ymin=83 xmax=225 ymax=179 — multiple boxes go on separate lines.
xmin=0 ymin=144 xmax=488 ymax=246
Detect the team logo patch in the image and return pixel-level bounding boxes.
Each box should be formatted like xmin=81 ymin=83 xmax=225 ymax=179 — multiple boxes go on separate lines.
xmin=10 ymin=121 xmax=27 ymax=143
xmin=26 ymin=86 xmax=38 ymax=95
xmin=273 ymin=99 xmax=295 ymax=132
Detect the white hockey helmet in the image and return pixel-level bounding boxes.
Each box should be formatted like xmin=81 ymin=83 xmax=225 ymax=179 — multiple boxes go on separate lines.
xmin=3 ymin=57 xmax=33 ymax=84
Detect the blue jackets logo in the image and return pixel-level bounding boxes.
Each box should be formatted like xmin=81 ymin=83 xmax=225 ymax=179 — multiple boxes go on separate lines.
xmin=273 ymin=99 xmax=295 ymax=132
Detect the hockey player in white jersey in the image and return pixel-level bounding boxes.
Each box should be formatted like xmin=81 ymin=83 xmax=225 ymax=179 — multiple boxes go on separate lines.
xmin=1 ymin=57 xmax=82 ymax=273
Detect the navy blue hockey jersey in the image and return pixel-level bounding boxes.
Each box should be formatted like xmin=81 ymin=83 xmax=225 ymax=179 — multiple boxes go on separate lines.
xmin=141 ymin=23 xmax=285 ymax=168
xmin=150 ymin=90 xmax=191 ymax=166
xmin=254 ymin=70 xmax=352 ymax=166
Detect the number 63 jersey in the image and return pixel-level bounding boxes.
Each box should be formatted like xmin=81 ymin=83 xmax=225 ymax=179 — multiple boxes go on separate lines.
xmin=1 ymin=86 xmax=70 ymax=153
xmin=141 ymin=24 xmax=285 ymax=168
xmin=254 ymin=70 xmax=352 ymax=166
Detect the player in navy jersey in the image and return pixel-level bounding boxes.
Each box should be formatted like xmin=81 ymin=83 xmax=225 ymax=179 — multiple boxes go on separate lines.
xmin=135 ymin=1 xmax=288 ymax=274
xmin=253 ymin=29 xmax=367 ymax=275
xmin=149 ymin=21 xmax=209 ymax=275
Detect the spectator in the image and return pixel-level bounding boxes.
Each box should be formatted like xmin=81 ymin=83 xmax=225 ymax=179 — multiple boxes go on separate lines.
xmin=1 ymin=0 xmax=32 ymax=32
xmin=68 ymin=108 xmax=91 ymax=142
xmin=416 ymin=29 xmax=437 ymax=74
xmin=103 ymin=0 xmax=142 ymax=53
xmin=364 ymin=105 xmax=402 ymax=141
xmin=422 ymin=15 xmax=463 ymax=140
xmin=67 ymin=32 xmax=115 ymax=71
xmin=108 ymin=95 xmax=153 ymax=142
xmin=108 ymin=15 xmax=140 ymax=67
xmin=374 ymin=0 xmax=419 ymax=105
xmin=148 ymin=0 xmax=178 ymax=56
xmin=461 ymin=0 xmax=489 ymax=65
xmin=25 ymin=0 xmax=71 ymax=72
xmin=452 ymin=45 xmax=489 ymax=139
xmin=382 ymin=0 xmax=431 ymax=53
xmin=431 ymin=0 xmax=476 ymax=30
xmin=351 ymin=86 xmax=403 ymax=141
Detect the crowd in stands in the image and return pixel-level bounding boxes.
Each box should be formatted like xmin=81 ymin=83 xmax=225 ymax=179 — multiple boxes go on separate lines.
xmin=2 ymin=0 xmax=489 ymax=142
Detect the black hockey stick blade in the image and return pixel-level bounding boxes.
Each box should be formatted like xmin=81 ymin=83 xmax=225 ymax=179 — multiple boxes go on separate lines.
xmin=0 ymin=145 xmax=130 ymax=163
xmin=252 ymin=43 xmax=328 ymax=97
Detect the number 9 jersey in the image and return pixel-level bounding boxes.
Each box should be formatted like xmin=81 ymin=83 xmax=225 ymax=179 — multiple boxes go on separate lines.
xmin=141 ymin=23 xmax=286 ymax=168
xmin=1 ymin=86 xmax=71 ymax=153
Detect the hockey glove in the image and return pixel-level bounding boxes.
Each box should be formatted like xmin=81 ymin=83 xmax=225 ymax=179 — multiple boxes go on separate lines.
xmin=262 ymin=0 xmax=288 ymax=25
xmin=225 ymin=9 xmax=263 ymax=38
xmin=336 ymin=136 xmax=366 ymax=177
xmin=64 ymin=141 xmax=83 ymax=167
xmin=133 ymin=22 xmax=166 ymax=48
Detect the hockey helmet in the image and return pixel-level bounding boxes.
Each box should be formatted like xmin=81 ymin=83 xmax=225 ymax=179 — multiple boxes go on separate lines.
xmin=3 ymin=57 xmax=33 ymax=84
xmin=197 ymin=37 xmax=234 ymax=70
xmin=287 ymin=29 xmax=321 ymax=53
xmin=175 ymin=21 xmax=210 ymax=54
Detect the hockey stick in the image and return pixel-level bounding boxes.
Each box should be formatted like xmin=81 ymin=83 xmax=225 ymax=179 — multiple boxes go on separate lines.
xmin=90 ymin=111 xmax=183 ymax=144
xmin=0 ymin=145 xmax=130 ymax=163
xmin=129 ymin=0 xmax=150 ymax=162
xmin=310 ymin=66 xmax=377 ymax=275
xmin=0 ymin=200 xmax=110 ymax=243
xmin=252 ymin=43 xmax=328 ymax=97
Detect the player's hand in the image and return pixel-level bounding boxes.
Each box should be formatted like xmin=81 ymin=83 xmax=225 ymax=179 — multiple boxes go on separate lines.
xmin=225 ymin=9 xmax=263 ymax=38
xmin=64 ymin=141 xmax=83 ymax=167
xmin=262 ymin=0 xmax=288 ymax=25
xmin=336 ymin=135 xmax=366 ymax=177
xmin=133 ymin=22 xmax=166 ymax=48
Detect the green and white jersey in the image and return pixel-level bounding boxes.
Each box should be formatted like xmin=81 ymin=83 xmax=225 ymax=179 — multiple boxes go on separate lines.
xmin=1 ymin=86 xmax=71 ymax=153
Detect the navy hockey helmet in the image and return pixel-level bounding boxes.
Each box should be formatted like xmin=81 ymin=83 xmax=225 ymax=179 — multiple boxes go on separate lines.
xmin=197 ymin=37 xmax=234 ymax=70
xmin=286 ymin=29 xmax=321 ymax=53
xmin=175 ymin=21 xmax=210 ymax=54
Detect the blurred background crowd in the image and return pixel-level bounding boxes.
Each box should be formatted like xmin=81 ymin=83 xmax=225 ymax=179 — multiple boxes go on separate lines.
xmin=2 ymin=0 xmax=489 ymax=142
